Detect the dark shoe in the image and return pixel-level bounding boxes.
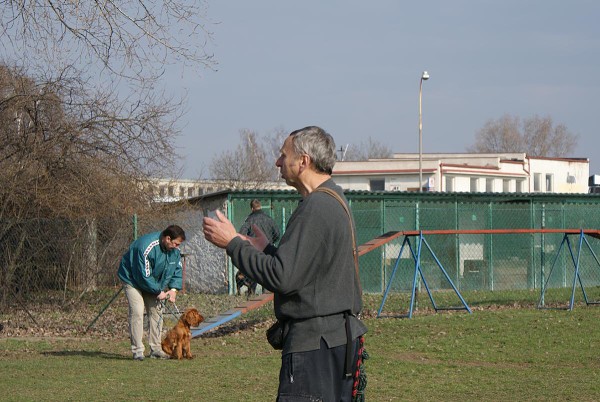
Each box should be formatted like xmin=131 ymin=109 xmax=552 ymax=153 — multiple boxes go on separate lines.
xmin=150 ymin=350 xmax=170 ymax=359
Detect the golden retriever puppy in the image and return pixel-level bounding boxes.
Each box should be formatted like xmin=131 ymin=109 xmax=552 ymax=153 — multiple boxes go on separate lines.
xmin=161 ymin=308 xmax=204 ymax=360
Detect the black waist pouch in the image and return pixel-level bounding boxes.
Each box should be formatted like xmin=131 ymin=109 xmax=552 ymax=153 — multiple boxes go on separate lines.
xmin=266 ymin=320 xmax=285 ymax=350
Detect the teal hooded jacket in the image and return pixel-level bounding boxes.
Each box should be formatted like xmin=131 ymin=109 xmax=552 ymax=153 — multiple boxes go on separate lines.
xmin=118 ymin=231 xmax=183 ymax=294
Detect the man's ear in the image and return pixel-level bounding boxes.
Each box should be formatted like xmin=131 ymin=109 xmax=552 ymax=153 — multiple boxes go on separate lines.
xmin=298 ymin=153 xmax=311 ymax=172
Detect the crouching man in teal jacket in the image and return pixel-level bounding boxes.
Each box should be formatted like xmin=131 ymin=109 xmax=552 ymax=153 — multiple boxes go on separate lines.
xmin=118 ymin=225 xmax=186 ymax=360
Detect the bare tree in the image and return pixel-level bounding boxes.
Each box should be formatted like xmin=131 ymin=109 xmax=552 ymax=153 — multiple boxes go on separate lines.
xmin=468 ymin=114 xmax=578 ymax=157
xmin=209 ymin=129 xmax=282 ymax=189
xmin=1 ymin=0 xmax=216 ymax=178
xmin=0 ymin=1 xmax=216 ymax=302
xmin=0 ymin=62 xmax=187 ymax=299
xmin=1 ymin=1 xmax=217 ymax=213
xmin=0 ymin=64 xmax=167 ymax=295
xmin=265 ymin=126 xmax=289 ymax=166
xmin=522 ymin=115 xmax=578 ymax=157
xmin=0 ymin=63 xmax=182 ymax=215
xmin=1 ymin=0 xmax=215 ymax=82
xmin=344 ymin=137 xmax=393 ymax=161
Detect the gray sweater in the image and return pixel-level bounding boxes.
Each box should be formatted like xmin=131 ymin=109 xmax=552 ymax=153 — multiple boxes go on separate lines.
xmin=226 ymin=179 xmax=367 ymax=354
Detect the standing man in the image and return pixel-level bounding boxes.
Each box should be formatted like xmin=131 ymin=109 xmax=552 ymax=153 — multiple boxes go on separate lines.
xmin=238 ymin=199 xmax=280 ymax=295
xmin=239 ymin=199 xmax=280 ymax=245
xmin=203 ymin=126 xmax=367 ymax=401
xmin=118 ymin=224 xmax=186 ymax=361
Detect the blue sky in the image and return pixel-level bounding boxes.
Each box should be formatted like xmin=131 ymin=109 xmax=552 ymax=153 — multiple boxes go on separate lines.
xmin=171 ymin=1 xmax=600 ymax=178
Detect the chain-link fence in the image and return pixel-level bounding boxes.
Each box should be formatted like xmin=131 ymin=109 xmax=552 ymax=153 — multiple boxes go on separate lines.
xmin=350 ymin=199 xmax=600 ymax=310
xmin=228 ymin=192 xmax=600 ymax=311
xmin=3 ymin=191 xmax=600 ymax=316
xmin=0 ymin=217 xmax=132 ymax=307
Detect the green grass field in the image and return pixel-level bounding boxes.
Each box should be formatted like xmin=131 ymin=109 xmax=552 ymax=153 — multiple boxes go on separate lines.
xmin=1 ymin=292 xmax=600 ymax=401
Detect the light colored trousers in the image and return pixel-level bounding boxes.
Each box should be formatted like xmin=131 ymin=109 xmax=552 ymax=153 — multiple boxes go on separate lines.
xmin=123 ymin=284 xmax=163 ymax=355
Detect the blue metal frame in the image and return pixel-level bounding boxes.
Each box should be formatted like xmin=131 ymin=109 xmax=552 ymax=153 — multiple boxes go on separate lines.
xmin=378 ymin=231 xmax=472 ymax=318
xmin=538 ymin=229 xmax=600 ymax=310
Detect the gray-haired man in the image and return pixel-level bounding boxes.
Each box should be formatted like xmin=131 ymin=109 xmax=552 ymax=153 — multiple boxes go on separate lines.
xmin=203 ymin=126 xmax=367 ymax=401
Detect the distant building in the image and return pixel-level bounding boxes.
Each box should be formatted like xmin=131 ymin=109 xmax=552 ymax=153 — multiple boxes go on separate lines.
xmin=146 ymin=178 xmax=292 ymax=202
xmin=333 ymin=153 xmax=589 ymax=194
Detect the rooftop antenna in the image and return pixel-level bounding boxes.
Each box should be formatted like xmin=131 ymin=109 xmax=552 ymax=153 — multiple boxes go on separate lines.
xmin=338 ymin=144 xmax=349 ymax=161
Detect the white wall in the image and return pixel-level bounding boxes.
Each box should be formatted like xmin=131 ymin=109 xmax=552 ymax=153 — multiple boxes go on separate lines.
xmin=333 ymin=154 xmax=589 ymax=194
xmin=528 ymin=158 xmax=589 ymax=193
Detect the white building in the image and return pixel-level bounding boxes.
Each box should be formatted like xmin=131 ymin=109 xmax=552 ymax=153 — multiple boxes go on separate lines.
xmin=147 ymin=178 xmax=292 ymax=202
xmin=148 ymin=178 xmax=227 ymax=202
xmin=333 ymin=153 xmax=589 ymax=193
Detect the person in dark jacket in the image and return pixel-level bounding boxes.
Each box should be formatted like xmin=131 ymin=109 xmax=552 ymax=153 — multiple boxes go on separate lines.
xmin=237 ymin=199 xmax=280 ymax=295
xmin=118 ymin=224 xmax=185 ymax=360
xmin=239 ymin=199 xmax=280 ymax=244
xmin=203 ymin=126 xmax=367 ymax=401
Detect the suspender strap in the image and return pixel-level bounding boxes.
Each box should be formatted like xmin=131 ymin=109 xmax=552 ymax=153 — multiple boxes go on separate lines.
xmin=314 ymin=186 xmax=362 ymax=377
xmin=313 ymin=187 xmax=362 ymax=295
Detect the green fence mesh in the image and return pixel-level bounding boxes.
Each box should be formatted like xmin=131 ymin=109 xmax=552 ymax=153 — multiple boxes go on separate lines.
xmin=227 ymin=191 xmax=600 ymax=309
xmin=4 ymin=191 xmax=600 ymax=313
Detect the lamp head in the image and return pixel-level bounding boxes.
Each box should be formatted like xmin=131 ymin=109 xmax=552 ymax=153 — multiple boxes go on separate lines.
xmin=421 ymin=71 xmax=430 ymax=80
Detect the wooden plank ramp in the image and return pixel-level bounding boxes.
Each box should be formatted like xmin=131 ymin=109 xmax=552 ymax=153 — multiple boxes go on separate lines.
xmin=357 ymin=231 xmax=402 ymax=256
xmin=191 ymin=293 xmax=273 ymax=338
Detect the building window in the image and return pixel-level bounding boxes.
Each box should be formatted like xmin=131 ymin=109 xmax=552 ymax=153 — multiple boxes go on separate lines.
xmin=369 ymin=179 xmax=385 ymax=191
xmin=534 ymin=173 xmax=542 ymax=192
xmin=445 ymin=176 xmax=454 ymax=192
xmin=187 ymin=187 xmax=194 ymax=197
xmin=168 ymin=186 xmax=175 ymax=196
xmin=470 ymin=177 xmax=479 ymax=192
xmin=179 ymin=187 xmax=185 ymax=197
xmin=159 ymin=186 xmax=166 ymax=197
xmin=503 ymin=179 xmax=511 ymax=192
xmin=486 ymin=178 xmax=494 ymax=192
xmin=516 ymin=180 xmax=524 ymax=193
xmin=546 ymin=174 xmax=553 ymax=192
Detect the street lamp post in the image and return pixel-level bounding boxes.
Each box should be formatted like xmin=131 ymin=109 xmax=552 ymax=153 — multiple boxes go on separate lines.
xmin=419 ymin=70 xmax=429 ymax=192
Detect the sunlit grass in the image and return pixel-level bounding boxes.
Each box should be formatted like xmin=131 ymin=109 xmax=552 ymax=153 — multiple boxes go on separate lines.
xmin=2 ymin=293 xmax=600 ymax=401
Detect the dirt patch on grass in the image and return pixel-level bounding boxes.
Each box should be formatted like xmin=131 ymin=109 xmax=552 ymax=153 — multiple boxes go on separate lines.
xmin=0 ymin=290 xmax=274 ymax=340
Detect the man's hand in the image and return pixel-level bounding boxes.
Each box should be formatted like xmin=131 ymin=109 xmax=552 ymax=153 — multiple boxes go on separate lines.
xmin=203 ymin=210 xmax=240 ymax=248
xmin=245 ymin=224 xmax=269 ymax=251
xmin=166 ymin=289 xmax=177 ymax=303
xmin=157 ymin=291 xmax=168 ymax=300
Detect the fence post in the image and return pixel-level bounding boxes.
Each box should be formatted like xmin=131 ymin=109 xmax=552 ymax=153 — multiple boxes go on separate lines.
xmin=133 ymin=214 xmax=138 ymax=240
xmin=540 ymin=204 xmax=546 ymax=306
